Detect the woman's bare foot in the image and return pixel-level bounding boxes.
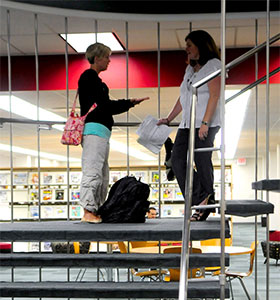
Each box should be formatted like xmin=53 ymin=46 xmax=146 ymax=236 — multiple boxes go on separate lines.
xmin=81 ymin=209 xmax=102 ymax=223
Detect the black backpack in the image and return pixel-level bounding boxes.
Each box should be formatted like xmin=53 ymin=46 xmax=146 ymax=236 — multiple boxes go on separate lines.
xmin=97 ymin=176 xmax=150 ymax=223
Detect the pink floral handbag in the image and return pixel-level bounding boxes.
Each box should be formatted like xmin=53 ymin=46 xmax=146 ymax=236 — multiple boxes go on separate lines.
xmin=61 ymin=93 xmax=97 ymax=146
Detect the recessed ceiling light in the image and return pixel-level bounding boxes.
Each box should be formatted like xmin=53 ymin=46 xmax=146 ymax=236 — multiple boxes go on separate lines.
xmin=59 ymin=32 xmax=124 ymax=53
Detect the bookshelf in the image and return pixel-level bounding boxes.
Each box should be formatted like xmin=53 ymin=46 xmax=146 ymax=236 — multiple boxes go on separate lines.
xmin=0 ymin=166 xmax=232 ymax=221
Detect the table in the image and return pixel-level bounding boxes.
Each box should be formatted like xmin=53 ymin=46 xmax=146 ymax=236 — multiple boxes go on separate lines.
xmin=130 ymin=245 xmax=253 ymax=256
xmin=90 ymin=241 xmax=118 ymax=281
xmin=199 ymin=246 xmax=253 ymax=256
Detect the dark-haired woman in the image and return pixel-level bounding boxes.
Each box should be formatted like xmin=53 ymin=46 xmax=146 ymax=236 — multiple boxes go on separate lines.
xmin=158 ymin=30 xmax=221 ymax=221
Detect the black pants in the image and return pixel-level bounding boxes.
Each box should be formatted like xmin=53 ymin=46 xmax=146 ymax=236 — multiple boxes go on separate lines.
xmin=171 ymin=126 xmax=220 ymax=205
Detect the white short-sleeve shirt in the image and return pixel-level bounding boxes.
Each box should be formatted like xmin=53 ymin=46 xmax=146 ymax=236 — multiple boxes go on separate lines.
xmin=179 ymin=58 xmax=221 ymax=129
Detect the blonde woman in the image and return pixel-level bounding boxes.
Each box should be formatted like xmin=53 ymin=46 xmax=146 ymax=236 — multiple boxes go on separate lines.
xmin=79 ymin=43 xmax=149 ymax=223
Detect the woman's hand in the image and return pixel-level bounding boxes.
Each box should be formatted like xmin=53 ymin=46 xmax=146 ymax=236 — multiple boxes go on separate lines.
xmin=199 ymin=124 xmax=209 ymax=140
xmin=157 ymin=118 xmax=170 ymax=126
xmin=130 ymin=97 xmax=149 ymax=105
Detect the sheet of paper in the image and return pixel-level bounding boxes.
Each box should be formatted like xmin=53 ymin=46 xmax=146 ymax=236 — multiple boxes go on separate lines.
xmin=136 ymin=115 xmax=173 ymax=154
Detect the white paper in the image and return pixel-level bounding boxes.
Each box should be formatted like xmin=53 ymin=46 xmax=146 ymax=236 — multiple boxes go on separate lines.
xmin=136 ymin=115 xmax=173 ymax=154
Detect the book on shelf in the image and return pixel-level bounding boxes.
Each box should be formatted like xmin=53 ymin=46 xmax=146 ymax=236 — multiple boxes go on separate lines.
xmin=71 ymin=205 xmax=81 ymax=218
xmin=55 ymin=174 xmax=65 ymax=184
xmin=130 ymin=171 xmax=147 ymax=182
xmin=14 ymin=172 xmax=28 ymax=185
xmin=151 ymin=171 xmax=159 ymax=183
xmin=150 ymin=187 xmax=159 ymax=200
xmin=174 ymin=188 xmax=184 ymax=201
xmin=43 ymin=173 xmax=53 ymax=184
xmin=54 ymin=206 xmax=67 ymax=218
xmin=29 ymin=173 xmax=39 ymax=184
xmin=55 ymin=189 xmax=65 ymax=201
xmin=29 ymin=242 xmax=39 ymax=252
xmin=70 ymin=172 xmax=81 ymax=184
xmin=0 ymin=191 xmax=8 ymax=203
xmin=42 ymin=189 xmax=53 ymax=201
xmin=30 ymin=189 xmax=39 ymax=201
xmin=161 ymin=171 xmax=168 ymax=183
xmin=179 ymin=207 xmax=184 ymax=217
xmin=162 ymin=187 xmax=174 ymax=200
xmin=42 ymin=206 xmax=54 ymax=218
xmin=0 ymin=173 xmax=8 ymax=185
xmin=43 ymin=242 xmax=52 ymax=252
xmin=30 ymin=206 xmax=39 ymax=217
xmin=109 ymin=171 xmax=122 ymax=183
xmin=71 ymin=190 xmax=80 ymax=201
xmin=162 ymin=205 xmax=172 ymax=217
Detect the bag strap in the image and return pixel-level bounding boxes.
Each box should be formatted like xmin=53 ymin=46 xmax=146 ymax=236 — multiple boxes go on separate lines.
xmin=85 ymin=102 xmax=98 ymax=116
xmin=71 ymin=91 xmax=79 ymax=114
xmin=71 ymin=90 xmax=97 ymax=116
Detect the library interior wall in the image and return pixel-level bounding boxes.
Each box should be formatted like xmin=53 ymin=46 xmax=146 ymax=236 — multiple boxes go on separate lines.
xmin=1 ymin=48 xmax=279 ymax=225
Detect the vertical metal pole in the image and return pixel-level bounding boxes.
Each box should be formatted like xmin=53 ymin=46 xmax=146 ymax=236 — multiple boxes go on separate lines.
xmin=6 ymin=10 xmax=14 ymax=223
xmin=64 ymin=17 xmax=70 ymax=285
xmin=34 ymin=14 xmax=41 ymax=222
xmin=178 ymin=88 xmax=197 ymax=300
xmin=125 ymin=21 xmax=130 ymax=175
xmin=254 ymin=18 xmax=259 ymax=300
xmin=157 ymin=22 xmax=161 ymax=218
xmin=265 ymin=1 xmax=270 ymax=299
xmin=7 ymin=9 xmax=15 ymax=290
xmin=97 ymin=241 xmax=100 ymax=281
xmin=64 ymin=17 xmax=70 ymax=222
xmin=34 ymin=14 xmax=42 ymax=289
xmin=189 ymin=22 xmax=192 ymax=33
xmin=95 ymin=20 xmax=98 ymax=42
xmin=219 ymin=0 xmax=227 ymax=299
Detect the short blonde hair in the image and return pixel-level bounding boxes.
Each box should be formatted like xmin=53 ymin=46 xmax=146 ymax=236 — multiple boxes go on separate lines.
xmin=85 ymin=43 xmax=111 ymax=64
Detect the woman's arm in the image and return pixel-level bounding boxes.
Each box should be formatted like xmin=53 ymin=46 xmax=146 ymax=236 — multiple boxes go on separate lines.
xmin=198 ymin=76 xmax=220 ymax=140
xmin=109 ymin=97 xmax=149 ymax=115
xmin=157 ymin=97 xmax=182 ymax=125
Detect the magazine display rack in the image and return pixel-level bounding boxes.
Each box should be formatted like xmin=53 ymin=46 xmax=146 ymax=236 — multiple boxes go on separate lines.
xmin=0 ymin=166 xmax=232 ymax=221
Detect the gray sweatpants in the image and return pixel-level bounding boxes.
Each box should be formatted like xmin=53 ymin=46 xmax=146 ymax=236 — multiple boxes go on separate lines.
xmin=80 ymin=135 xmax=110 ymax=213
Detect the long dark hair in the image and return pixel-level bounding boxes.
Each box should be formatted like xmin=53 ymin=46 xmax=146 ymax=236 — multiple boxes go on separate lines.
xmin=185 ymin=30 xmax=220 ymax=66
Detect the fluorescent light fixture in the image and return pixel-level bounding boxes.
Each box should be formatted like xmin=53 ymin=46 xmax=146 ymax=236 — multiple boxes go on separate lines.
xmin=0 ymin=95 xmax=65 ymax=131
xmin=215 ymin=89 xmax=251 ymax=159
xmin=60 ymin=32 xmax=124 ymax=53
xmin=0 ymin=95 xmax=155 ymax=161
xmin=0 ymin=143 xmax=80 ymax=162
xmin=110 ymin=140 xmax=155 ymax=161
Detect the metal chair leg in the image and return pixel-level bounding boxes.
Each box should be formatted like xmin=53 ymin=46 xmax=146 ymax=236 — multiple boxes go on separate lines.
xmin=228 ymin=277 xmax=234 ymax=300
xmin=237 ymin=277 xmax=251 ymax=300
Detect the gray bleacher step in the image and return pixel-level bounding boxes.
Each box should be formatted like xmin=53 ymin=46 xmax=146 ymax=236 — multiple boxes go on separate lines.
xmin=0 ymin=252 xmax=229 ymax=268
xmin=0 ymin=280 xmax=230 ymax=298
xmin=252 ymin=179 xmax=280 ymax=193
xmin=224 ymin=199 xmax=274 ymax=217
xmin=0 ymin=218 xmax=230 ymax=242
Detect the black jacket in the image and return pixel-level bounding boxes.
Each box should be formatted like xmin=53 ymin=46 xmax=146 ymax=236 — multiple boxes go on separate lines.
xmin=78 ymin=69 xmax=134 ymax=131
